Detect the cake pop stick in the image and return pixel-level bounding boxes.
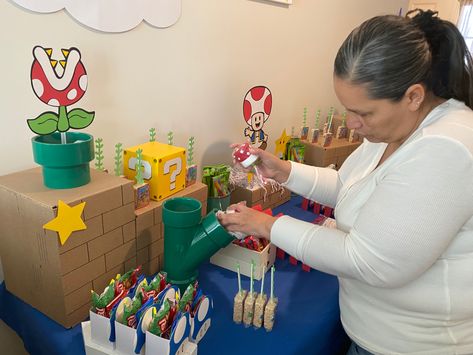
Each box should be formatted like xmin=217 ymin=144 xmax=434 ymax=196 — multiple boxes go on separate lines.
xmin=264 ymin=265 xmax=278 ymax=332
xmin=233 ymin=263 xmax=247 ymax=324
xmin=243 ymin=261 xmax=257 ymax=327
xmin=253 ymin=265 xmax=267 ymax=329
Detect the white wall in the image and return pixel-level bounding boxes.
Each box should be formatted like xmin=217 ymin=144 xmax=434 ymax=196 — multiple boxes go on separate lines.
xmin=407 ymin=0 xmax=460 ymax=23
xmin=0 ymin=0 xmax=408 ymax=284
xmin=0 ymin=0 xmax=407 ymax=177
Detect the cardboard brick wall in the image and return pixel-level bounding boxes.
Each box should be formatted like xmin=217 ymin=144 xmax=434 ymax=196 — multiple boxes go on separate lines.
xmin=230 ymin=186 xmax=291 ymax=211
xmin=0 ymin=168 xmax=208 ymax=328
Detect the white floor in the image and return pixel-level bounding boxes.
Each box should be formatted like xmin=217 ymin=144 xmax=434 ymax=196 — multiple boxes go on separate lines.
xmin=0 ymin=320 xmax=29 ymax=354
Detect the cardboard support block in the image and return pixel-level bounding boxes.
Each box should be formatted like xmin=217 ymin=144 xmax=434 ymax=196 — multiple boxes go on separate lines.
xmin=105 ymin=240 xmax=136 ymax=271
xmin=87 ymin=227 xmax=123 ymax=261
xmin=60 ymin=244 xmax=89 ymax=275
xmin=122 ymin=181 xmax=135 ymax=206
xmin=149 ymin=238 xmax=164 ymax=260
xmin=62 ymin=256 xmax=106 ymax=295
xmin=64 ymin=282 xmax=92 ymax=315
xmin=136 ymin=224 xmax=161 ymax=250
xmin=82 ymin=185 xmax=123 ymax=220
xmin=135 ymin=208 xmax=154 ymax=235
xmin=102 ymin=203 xmax=135 ymax=233
xmin=122 ymin=220 xmax=136 ymax=243
xmin=59 ymin=215 xmax=103 ymax=254
xmin=210 ymin=243 xmax=276 ymax=280
xmin=136 ymin=247 xmax=150 ymax=266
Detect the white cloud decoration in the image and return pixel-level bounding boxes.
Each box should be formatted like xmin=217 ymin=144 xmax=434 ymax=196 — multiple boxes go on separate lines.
xmin=11 ymin=0 xmax=182 ymax=32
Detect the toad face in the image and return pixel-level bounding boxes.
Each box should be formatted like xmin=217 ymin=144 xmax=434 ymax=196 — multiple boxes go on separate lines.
xmin=251 ymin=112 xmax=265 ymax=130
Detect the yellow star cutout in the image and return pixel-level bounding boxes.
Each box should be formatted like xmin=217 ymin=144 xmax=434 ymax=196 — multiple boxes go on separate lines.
xmin=43 ymin=200 xmax=87 ymax=246
xmin=274 ymin=129 xmax=290 ymax=159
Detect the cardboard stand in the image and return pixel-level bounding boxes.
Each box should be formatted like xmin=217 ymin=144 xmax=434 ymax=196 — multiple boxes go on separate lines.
xmin=210 ymin=242 xmax=276 ymax=280
xmin=89 ymin=311 xmax=115 ymax=351
xmin=189 ymin=295 xmax=213 ymax=344
xmin=145 ymin=313 xmax=196 ymax=355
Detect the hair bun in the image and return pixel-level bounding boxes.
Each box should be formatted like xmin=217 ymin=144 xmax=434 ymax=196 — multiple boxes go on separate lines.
xmin=407 ymin=9 xmax=442 ymax=49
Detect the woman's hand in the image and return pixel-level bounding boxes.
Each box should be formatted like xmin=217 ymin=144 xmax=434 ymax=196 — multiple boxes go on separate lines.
xmin=232 ymin=144 xmax=292 ymax=184
xmin=217 ymin=202 xmax=279 ymax=241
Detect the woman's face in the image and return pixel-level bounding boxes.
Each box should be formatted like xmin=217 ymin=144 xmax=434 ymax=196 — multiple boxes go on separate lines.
xmin=333 ymin=77 xmax=417 ymax=144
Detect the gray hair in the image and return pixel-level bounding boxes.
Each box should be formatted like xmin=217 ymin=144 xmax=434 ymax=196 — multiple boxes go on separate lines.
xmin=334 ymin=11 xmax=473 ymax=108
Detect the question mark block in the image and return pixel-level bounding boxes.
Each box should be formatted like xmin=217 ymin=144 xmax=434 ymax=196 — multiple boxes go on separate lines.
xmin=123 ymin=142 xmax=187 ymax=201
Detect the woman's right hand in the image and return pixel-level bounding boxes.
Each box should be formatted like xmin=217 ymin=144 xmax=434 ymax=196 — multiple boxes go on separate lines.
xmin=232 ymin=144 xmax=292 ymax=183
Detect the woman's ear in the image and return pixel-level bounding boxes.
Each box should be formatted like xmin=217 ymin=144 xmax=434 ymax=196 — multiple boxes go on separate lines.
xmin=405 ymin=84 xmax=426 ymax=111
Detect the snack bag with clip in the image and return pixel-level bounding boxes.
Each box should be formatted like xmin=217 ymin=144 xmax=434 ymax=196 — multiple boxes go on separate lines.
xmin=116 ymin=266 xmax=141 ymax=292
xmin=91 ymin=279 xmax=115 ymax=311
xmin=148 ymin=299 xmax=172 ymax=337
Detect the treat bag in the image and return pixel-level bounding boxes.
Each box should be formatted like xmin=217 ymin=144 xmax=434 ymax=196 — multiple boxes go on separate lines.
xmin=348 ymin=129 xmax=356 ymax=143
xmin=233 ymin=290 xmax=248 ymax=324
xmin=310 ymin=128 xmax=319 ymax=144
xmin=263 ymin=297 xmax=278 ymax=332
xmin=300 ymin=126 xmax=309 ymax=140
xmin=322 ymin=132 xmax=333 ymax=147
xmin=253 ymin=293 xmax=267 ymax=329
xmin=243 ymin=291 xmax=257 ymax=327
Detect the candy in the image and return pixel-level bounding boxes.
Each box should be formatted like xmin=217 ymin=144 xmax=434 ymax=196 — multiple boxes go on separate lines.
xmin=263 ymin=297 xmax=278 ymax=332
xmin=253 ymin=293 xmax=267 ymax=328
xmin=233 ymin=143 xmax=259 ymax=168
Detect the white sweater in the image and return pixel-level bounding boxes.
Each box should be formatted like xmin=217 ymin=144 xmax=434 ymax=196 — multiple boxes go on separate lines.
xmin=271 ymin=99 xmax=473 ymax=354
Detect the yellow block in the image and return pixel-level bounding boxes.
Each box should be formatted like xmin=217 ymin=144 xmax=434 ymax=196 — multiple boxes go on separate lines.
xmin=123 ymin=142 xmax=187 ymax=201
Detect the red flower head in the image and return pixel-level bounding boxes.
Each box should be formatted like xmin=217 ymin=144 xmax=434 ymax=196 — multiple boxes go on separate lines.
xmin=31 ymin=46 xmax=87 ymax=107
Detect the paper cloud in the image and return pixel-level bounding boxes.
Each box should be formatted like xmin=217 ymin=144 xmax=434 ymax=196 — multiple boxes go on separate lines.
xmin=11 ymin=0 xmax=181 ymax=32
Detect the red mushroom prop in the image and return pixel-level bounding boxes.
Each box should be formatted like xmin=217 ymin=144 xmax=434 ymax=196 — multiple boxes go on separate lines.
xmin=233 ymin=142 xmax=259 ymax=168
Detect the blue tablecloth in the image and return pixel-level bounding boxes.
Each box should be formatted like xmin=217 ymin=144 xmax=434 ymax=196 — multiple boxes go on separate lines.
xmin=0 ymin=195 xmax=350 ymax=355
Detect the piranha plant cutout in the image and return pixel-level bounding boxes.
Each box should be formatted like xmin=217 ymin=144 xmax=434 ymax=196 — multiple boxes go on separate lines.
xmin=243 ymin=86 xmax=272 ymax=150
xmin=28 ymin=46 xmax=95 ymax=189
xmin=28 ymin=46 xmax=94 ymax=136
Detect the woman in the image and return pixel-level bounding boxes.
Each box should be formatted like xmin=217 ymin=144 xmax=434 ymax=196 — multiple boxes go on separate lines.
xmin=218 ymin=10 xmax=473 ymax=354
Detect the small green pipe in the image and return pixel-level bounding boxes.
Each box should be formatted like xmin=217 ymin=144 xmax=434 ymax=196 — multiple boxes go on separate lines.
xmin=163 ymin=197 xmax=234 ymax=290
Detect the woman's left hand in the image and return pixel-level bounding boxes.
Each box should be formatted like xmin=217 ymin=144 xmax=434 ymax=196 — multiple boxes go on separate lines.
xmin=217 ymin=202 xmax=278 ymax=241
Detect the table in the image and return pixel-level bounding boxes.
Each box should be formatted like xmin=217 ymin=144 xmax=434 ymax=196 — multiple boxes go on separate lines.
xmin=0 ymin=195 xmax=350 ymax=355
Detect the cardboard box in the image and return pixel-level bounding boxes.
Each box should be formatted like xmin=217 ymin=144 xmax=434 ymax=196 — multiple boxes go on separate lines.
xmin=210 ymin=242 xmax=276 ymax=280
xmin=303 ymin=138 xmax=361 ymax=169
xmin=0 ymin=168 xmax=137 ymax=328
xmin=0 ymin=167 xmax=209 ymax=328
xmin=230 ymin=186 xmax=291 ymax=210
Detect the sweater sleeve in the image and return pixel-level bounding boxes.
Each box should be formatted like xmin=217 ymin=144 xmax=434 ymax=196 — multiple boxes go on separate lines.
xmin=272 ymin=137 xmax=473 ymax=287
xmin=283 ymin=161 xmax=342 ymax=208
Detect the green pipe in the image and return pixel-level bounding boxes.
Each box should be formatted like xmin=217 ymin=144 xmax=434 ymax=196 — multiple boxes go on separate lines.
xmin=163 ymin=197 xmax=234 ymax=290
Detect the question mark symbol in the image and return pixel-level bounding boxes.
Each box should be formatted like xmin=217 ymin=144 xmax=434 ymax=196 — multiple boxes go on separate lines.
xmin=163 ymin=158 xmax=182 ymax=190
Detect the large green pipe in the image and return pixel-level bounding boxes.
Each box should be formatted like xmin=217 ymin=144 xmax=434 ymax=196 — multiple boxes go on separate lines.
xmin=162 ymin=197 xmax=234 ymax=290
